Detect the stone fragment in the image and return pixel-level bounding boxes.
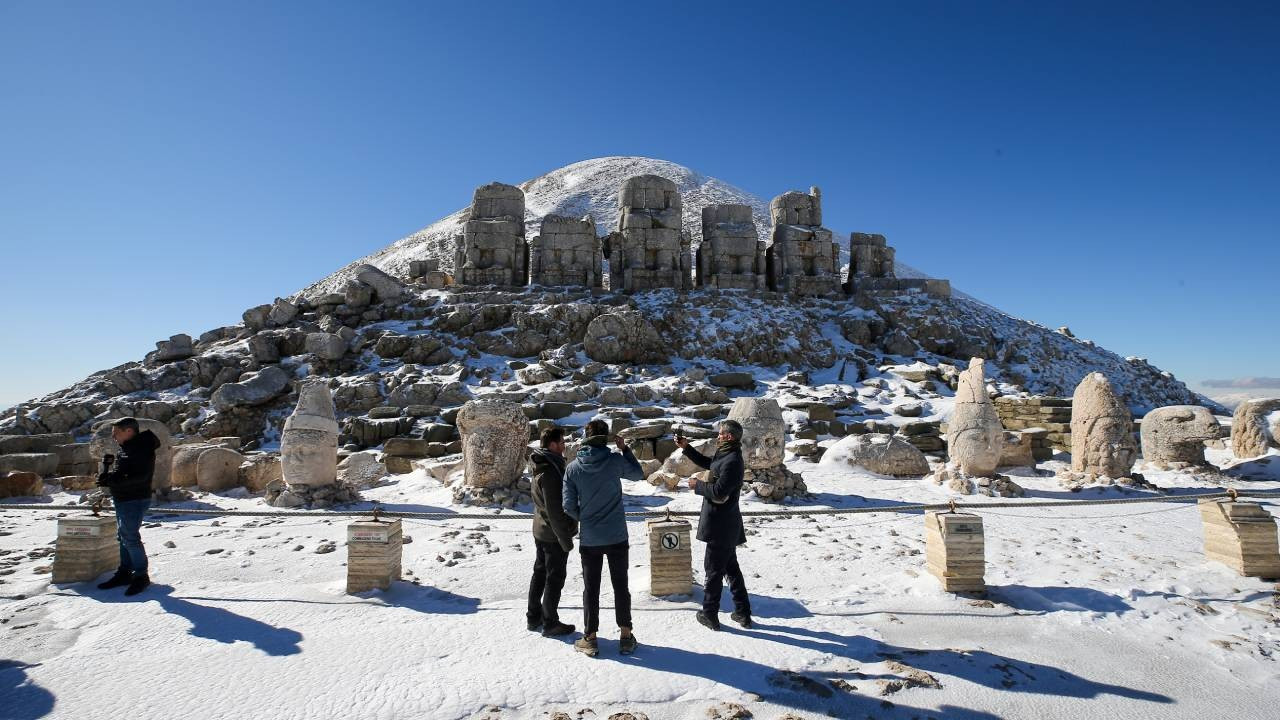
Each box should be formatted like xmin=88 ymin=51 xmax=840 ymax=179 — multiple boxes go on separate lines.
xmin=0 ymin=471 xmax=43 ymax=498
xmin=821 ymin=433 xmax=930 ymax=476
xmin=997 ymin=431 xmax=1036 ymax=468
xmin=280 ymin=380 xmax=340 ymax=489
xmin=268 ymin=297 xmax=298 ymax=326
xmin=1069 ymin=372 xmax=1137 ymax=479
xmin=1141 ymin=405 xmax=1221 ymax=467
xmin=338 ymin=451 xmax=387 ymax=487
xmin=195 ymin=447 xmax=244 ymax=492
xmin=153 ymin=334 xmax=194 ymax=362
xmin=239 ymin=454 xmax=282 ymax=493
xmin=210 ymin=366 xmax=290 ymax=411
xmin=305 ymin=333 xmax=347 ymax=361
xmin=0 ymin=453 xmax=58 ymax=476
xmin=725 ymin=397 xmax=786 ymax=470
xmin=530 ymin=214 xmax=601 ymax=287
xmin=456 ymin=400 xmax=527 ymax=489
xmin=383 ymin=437 xmax=429 ymax=458
xmin=1231 ymin=398 xmax=1280 ymax=459
xmin=583 ymin=311 xmax=666 ymax=364
xmin=354 ymin=264 xmax=406 ymax=302
xmin=708 ymin=372 xmax=754 ymax=390
xmin=945 ymin=358 xmax=1003 ymax=477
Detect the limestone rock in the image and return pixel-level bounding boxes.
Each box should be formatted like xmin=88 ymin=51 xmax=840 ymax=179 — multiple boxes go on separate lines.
xmin=305 ymin=333 xmax=347 ymax=361
xmin=210 ymin=366 xmax=290 ymax=411
xmin=822 ymin=433 xmax=929 ymax=476
xmin=0 ymin=453 xmax=58 ymax=476
xmin=725 ymin=397 xmax=786 ymax=470
xmin=338 ymin=451 xmax=387 ymax=487
xmin=281 ymin=380 xmax=339 ymax=488
xmin=583 ymin=311 xmax=665 ymax=365
xmin=1231 ymin=398 xmax=1280 ymax=459
xmin=1140 ymin=405 xmax=1221 ymax=467
xmin=195 ymin=447 xmax=244 ymax=492
xmin=997 ymin=431 xmax=1036 ymax=468
xmin=1069 ymin=372 xmax=1137 ymax=479
xmin=354 ymin=264 xmax=406 ymax=302
xmin=456 ymin=399 xmax=527 ymax=489
xmin=153 ymin=334 xmax=194 ymax=362
xmin=708 ymin=372 xmax=754 ymax=390
xmin=268 ymin=297 xmax=298 ymax=326
xmin=945 ymin=358 xmax=1003 ymax=477
xmin=239 ymin=454 xmax=282 ymax=493
xmin=0 ymin=471 xmax=43 ymax=498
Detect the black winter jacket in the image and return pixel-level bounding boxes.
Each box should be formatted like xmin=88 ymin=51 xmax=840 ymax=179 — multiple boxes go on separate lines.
xmin=97 ymin=430 xmax=160 ymax=502
xmin=530 ymin=448 xmax=577 ymax=552
xmin=686 ymin=444 xmax=747 ymax=546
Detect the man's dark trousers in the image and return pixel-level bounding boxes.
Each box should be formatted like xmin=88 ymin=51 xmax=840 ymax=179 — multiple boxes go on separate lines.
xmin=580 ymin=541 xmax=631 ymax=634
xmin=114 ymin=498 xmax=151 ymax=575
xmin=528 ymin=540 xmax=570 ymax=626
xmin=702 ymin=542 xmax=750 ymax=616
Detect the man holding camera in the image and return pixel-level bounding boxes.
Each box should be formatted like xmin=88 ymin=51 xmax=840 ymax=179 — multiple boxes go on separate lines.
xmin=95 ymin=417 xmax=161 ymax=596
xmin=676 ymin=419 xmax=753 ymax=631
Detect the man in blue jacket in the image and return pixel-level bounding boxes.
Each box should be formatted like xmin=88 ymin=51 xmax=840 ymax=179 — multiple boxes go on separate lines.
xmin=677 ymin=419 xmax=752 ymax=631
xmin=562 ymin=419 xmax=644 ymax=657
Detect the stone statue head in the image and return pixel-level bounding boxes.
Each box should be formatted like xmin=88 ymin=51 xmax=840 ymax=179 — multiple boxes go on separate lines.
xmin=456 ymin=400 xmax=527 ymax=489
xmin=726 ymin=397 xmax=785 ymax=470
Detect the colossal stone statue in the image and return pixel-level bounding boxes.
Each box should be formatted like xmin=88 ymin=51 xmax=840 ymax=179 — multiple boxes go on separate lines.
xmin=944 ymin=358 xmax=1003 ymax=478
xmin=697 ymin=204 xmax=765 ymax=290
xmin=606 ymin=175 xmax=690 ymax=292
xmin=529 ymin=214 xmax=601 ymax=287
xmin=1069 ymin=372 xmax=1137 ymax=479
xmin=456 ymin=399 xmax=527 ymax=489
xmin=765 ymin=187 xmax=840 ymax=297
xmin=280 ymin=380 xmax=339 ymax=489
xmin=454 ymin=182 xmax=528 ymax=286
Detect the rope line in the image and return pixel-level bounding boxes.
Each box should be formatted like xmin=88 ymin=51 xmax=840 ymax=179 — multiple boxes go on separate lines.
xmin=2 ymin=489 xmax=1277 ymax=522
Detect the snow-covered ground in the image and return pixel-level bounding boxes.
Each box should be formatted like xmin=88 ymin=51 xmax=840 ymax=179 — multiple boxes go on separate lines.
xmin=3 ymin=450 xmax=1279 ymax=720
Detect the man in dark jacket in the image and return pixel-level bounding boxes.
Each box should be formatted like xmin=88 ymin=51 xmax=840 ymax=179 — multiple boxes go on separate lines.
xmin=95 ymin=417 xmax=160 ymax=596
xmin=528 ymin=427 xmax=577 ymax=637
xmin=563 ymin=419 xmax=644 ymax=657
xmin=677 ymin=418 xmax=752 ymax=630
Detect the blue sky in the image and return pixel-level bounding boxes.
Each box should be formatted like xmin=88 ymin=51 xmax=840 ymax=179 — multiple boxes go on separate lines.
xmin=1 ymin=1 xmax=1276 ymax=409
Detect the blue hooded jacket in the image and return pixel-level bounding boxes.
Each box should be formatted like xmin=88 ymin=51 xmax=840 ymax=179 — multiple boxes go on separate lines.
xmin=562 ymin=443 xmax=643 ymax=547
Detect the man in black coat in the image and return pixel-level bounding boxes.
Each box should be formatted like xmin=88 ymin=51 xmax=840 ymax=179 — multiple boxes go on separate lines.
xmin=677 ymin=419 xmax=752 ymax=630
xmin=528 ymin=427 xmax=577 ymax=637
xmin=95 ymin=417 xmax=161 ymax=596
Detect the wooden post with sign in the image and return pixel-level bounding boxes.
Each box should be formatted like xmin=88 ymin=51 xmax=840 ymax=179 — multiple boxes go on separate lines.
xmin=52 ymin=514 xmax=118 ymax=584
xmin=346 ymin=519 xmax=403 ymax=593
xmin=924 ymin=511 xmax=985 ymax=592
xmin=1199 ymin=500 xmax=1280 ymax=578
xmin=646 ymin=516 xmax=693 ymax=596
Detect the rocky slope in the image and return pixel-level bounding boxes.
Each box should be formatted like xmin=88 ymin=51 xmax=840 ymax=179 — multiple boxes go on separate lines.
xmin=0 ymin=157 xmax=1212 ymax=461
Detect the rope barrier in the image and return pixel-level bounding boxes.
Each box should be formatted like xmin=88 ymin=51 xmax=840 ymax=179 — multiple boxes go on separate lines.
xmin=2 ymin=488 xmax=1278 ymax=522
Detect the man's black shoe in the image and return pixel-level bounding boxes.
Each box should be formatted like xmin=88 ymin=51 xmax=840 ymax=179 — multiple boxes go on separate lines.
xmin=696 ymin=610 xmax=720 ymax=631
xmin=123 ymin=574 xmax=150 ymax=597
xmin=528 ymin=618 xmax=543 ymax=632
xmin=96 ymin=571 xmax=131 ymax=590
xmin=542 ymin=621 xmax=575 ymax=637
xmin=730 ymin=611 xmax=753 ymax=628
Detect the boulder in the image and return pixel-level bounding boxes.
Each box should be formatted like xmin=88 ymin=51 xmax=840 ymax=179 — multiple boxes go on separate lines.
xmin=0 ymin=433 xmax=74 ymax=454
xmin=1231 ymin=398 xmax=1280 ymax=459
xmin=617 ymin=422 xmax=669 ymax=440
xmin=725 ymin=397 xmax=786 ymax=470
xmin=195 ymin=447 xmax=244 ymax=492
xmin=383 ymin=437 xmax=429 ymax=458
xmin=338 ymin=451 xmax=387 ymax=487
xmin=1140 ymin=405 xmax=1221 ymax=466
xmin=709 ymin=372 xmax=755 ymax=390
xmin=56 ymin=475 xmax=98 ymax=491
xmin=268 ymin=297 xmax=298 ymax=326
xmin=0 ymin=453 xmax=58 ymax=477
xmin=1069 ymin=372 xmax=1137 ymax=478
xmin=354 ymin=264 xmax=405 ymax=302
xmin=0 ymin=471 xmax=43 ymax=498
xmin=945 ymin=358 xmax=1003 ymax=477
xmin=821 ymin=433 xmax=929 ymax=476
xmin=153 ymin=333 xmax=194 ymax=362
xmin=997 ymin=430 xmax=1036 ymax=468
xmin=210 ymin=366 xmax=290 ymax=411
xmin=583 ymin=311 xmax=665 ymax=365
xmin=239 ymin=454 xmax=282 ymax=493
xmin=456 ymin=400 xmax=527 ymax=489
xmin=305 ymin=333 xmax=347 ymax=361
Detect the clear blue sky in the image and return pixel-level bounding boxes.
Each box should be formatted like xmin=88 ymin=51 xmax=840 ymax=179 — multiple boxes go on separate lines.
xmin=2 ymin=1 xmax=1277 ymax=409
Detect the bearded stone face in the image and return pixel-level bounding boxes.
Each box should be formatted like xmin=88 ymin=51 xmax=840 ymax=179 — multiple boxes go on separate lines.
xmin=726 ymin=397 xmax=786 ymax=470
xmin=281 ymin=428 xmax=337 ymax=488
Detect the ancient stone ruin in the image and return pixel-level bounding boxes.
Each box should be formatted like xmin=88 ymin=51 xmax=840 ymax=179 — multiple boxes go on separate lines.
xmin=454 ymin=399 xmax=529 ymax=506
xmin=529 ymin=214 xmax=601 ymax=288
xmin=696 ymin=204 xmax=764 ymax=290
xmin=1064 ymin=372 xmax=1139 ymax=485
xmin=269 ymin=380 xmax=356 ymax=508
xmin=1140 ymin=405 xmax=1221 ymax=468
xmin=1231 ymin=398 xmax=1280 ymax=460
xmin=725 ymin=397 xmax=805 ymax=501
xmin=933 ymin=358 xmax=1023 ymax=497
xmin=607 ymin=175 xmax=691 ymax=292
xmin=844 ymin=232 xmax=950 ymax=297
xmin=454 ymin=182 xmax=528 ymax=286
xmin=765 ymin=187 xmax=840 ymax=297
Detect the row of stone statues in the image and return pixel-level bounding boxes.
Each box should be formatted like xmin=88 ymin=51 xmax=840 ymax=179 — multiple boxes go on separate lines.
xmin=451 ymin=176 xmax=950 ymax=297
